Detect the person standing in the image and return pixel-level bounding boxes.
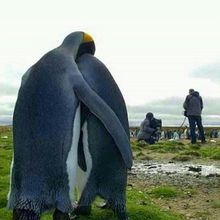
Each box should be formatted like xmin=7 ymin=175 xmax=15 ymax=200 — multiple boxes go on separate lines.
xmin=183 ymin=89 xmax=206 ymax=144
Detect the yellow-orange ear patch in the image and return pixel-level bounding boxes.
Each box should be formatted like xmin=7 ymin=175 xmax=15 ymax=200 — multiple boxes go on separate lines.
xmin=83 ymin=33 xmax=94 ymax=43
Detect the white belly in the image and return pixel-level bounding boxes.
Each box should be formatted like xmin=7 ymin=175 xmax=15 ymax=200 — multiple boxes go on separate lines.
xmin=7 ymin=154 xmax=14 ymax=200
xmin=66 ymin=104 xmax=81 ymax=203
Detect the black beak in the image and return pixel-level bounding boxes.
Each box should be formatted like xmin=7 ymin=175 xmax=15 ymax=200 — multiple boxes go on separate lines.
xmin=76 ymin=41 xmax=95 ymax=59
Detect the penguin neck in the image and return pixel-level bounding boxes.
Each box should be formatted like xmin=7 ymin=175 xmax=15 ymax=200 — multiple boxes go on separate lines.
xmin=58 ymin=44 xmax=80 ymax=60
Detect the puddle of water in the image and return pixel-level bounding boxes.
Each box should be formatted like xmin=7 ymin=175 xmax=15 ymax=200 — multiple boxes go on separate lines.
xmin=131 ymin=161 xmax=220 ymax=177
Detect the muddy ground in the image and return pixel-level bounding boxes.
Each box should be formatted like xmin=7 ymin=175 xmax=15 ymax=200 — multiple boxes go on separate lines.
xmin=129 ymin=149 xmax=220 ymax=220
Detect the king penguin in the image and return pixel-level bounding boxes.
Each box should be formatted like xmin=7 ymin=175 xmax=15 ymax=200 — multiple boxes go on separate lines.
xmin=8 ymin=32 xmax=132 ymax=220
xmin=75 ymin=53 xmax=132 ymax=220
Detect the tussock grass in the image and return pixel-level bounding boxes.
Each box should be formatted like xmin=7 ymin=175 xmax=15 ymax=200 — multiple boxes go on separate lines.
xmin=155 ymin=144 xmax=185 ymax=153
xmin=131 ymin=140 xmax=186 ymax=154
xmin=131 ymin=137 xmax=220 ymax=161
xmin=144 ymin=141 xmax=185 ymax=152
xmin=180 ymin=150 xmax=201 ymax=157
xmin=189 ymin=144 xmax=201 ymax=150
xmin=130 ymin=140 xmax=147 ymax=151
xmin=200 ymin=147 xmax=220 ymax=160
xmin=125 ymin=189 xmax=183 ymax=220
xmin=135 ymin=152 xmax=153 ymax=161
xmin=172 ymin=155 xmax=192 ymax=161
xmin=148 ymin=186 xmax=179 ymax=198
xmin=210 ymin=200 xmax=220 ymax=208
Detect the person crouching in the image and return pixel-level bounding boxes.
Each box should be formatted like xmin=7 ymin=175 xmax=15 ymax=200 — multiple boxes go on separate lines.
xmin=137 ymin=112 xmax=156 ymax=144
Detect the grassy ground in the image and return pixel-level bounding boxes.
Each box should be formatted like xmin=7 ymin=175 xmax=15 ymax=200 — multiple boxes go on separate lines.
xmin=1 ymin=126 xmax=220 ymax=219
xmin=131 ymin=138 xmax=220 ymax=161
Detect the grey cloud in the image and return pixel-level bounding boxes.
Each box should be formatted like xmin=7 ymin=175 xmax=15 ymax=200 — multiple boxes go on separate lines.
xmin=1 ymin=95 xmax=220 ymax=126
xmin=128 ymin=97 xmax=183 ymax=115
xmin=0 ymin=80 xmax=19 ymax=125
xmin=0 ymin=103 xmax=14 ymax=115
xmin=128 ymin=97 xmax=186 ymax=126
xmin=0 ymin=101 xmax=15 ymax=124
xmin=0 ymin=116 xmax=13 ymax=125
xmin=128 ymin=97 xmax=220 ymax=126
xmin=192 ymin=63 xmax=220 ymax=83
xmin=202 ymin=98 xmax=220 ymax=115
xmin=0 ymin=81 xmax=19 ymax=96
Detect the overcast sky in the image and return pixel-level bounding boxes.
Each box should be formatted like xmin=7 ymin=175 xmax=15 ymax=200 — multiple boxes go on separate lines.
xmin=1 ymin=0 xmax=220 ymax=126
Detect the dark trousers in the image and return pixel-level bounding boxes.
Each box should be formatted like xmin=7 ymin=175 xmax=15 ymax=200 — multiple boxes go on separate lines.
xmin=148 ymin=136 xmax=155 ymax=144
xmin=188 ymin=115 xmax=205 ymax=144
xmin=138 ymin=136 xmax=155 ymax=144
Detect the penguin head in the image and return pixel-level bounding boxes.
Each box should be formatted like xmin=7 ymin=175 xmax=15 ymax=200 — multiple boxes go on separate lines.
xmin=61 ymin=31 xmax=95 ymax=59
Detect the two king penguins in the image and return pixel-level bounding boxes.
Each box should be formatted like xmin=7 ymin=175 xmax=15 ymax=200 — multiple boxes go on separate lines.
xmin=8 ymin=32 xmax=132 ymax=220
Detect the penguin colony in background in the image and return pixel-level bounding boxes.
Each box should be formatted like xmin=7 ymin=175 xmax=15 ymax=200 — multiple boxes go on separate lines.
xmin=8 ymin=32 xmax=132 ymax=220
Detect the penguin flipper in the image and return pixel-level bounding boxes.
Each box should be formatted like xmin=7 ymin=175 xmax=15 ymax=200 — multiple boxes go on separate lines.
xmin=73 ymin=72 xmax=132 ymax=169
xmin=78 ymin=130 xmax=87 ymax=172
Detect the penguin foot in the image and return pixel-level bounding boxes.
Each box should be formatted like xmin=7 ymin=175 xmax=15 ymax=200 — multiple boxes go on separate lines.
xmin=113 ymin=207 xmax=129 ymax=220
xmin=13 ymin=209 xmax=40 ymax=220
xmin=96 ymin=201 xmax=111 ymax=209
xmin=116 ymin=211 xmax=129 ymax=220
xmin=69 ymin=214 xmax=79 ymax=220
xmin=73 ymin=205 xmax=91 ymax=216
xmin=53 ymin=208 xmax=70 ymax=220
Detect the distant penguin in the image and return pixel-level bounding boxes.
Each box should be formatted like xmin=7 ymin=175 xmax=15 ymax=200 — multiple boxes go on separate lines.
xmin=75 ymin=54 xmax=132 ymax=220
xmin=8 ymin=32 xmax=131 ymax=220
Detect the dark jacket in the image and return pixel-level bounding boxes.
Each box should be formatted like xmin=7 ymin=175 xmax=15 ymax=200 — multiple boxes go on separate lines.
xmin=183 ymin=91 xmax=203 ymax=116
xmin=137 ymin=118 xmax=155 ymax=141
